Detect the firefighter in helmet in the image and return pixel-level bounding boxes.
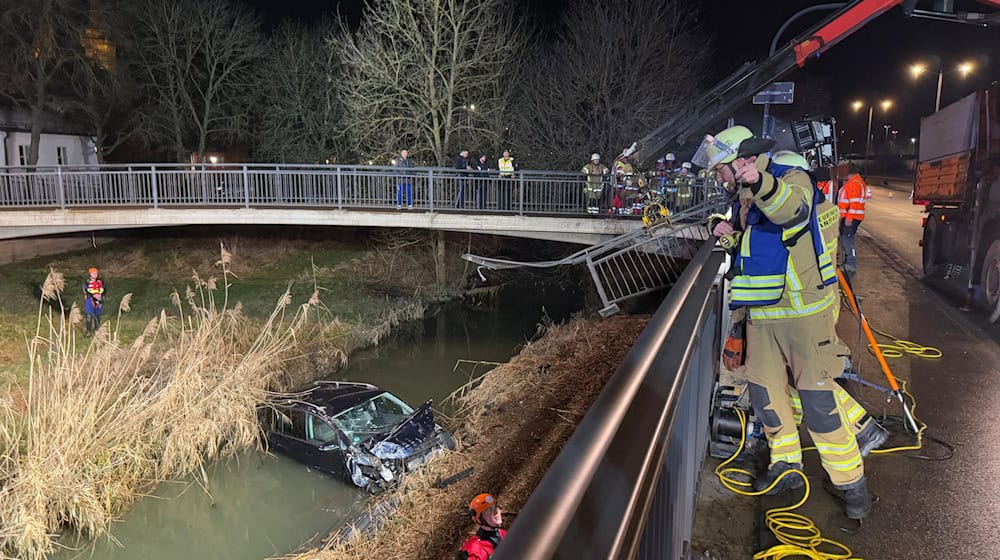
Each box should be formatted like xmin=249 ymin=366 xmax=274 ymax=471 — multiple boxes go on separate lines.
xmin=456 ymin=493 xmax=506 ymax=560
xmin=694 ymin=126 xmax=872 ymax=520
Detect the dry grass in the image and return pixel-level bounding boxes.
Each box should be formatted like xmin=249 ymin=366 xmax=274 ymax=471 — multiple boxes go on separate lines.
xmin=0 ymin=244 xmax=330 ymax=560
xmin=283 ymin=314 xmax=649 ymax=560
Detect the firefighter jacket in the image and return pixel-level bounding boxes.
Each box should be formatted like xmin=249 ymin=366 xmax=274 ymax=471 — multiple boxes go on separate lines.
xmin=729 ymin=158 xmax=839 ymax=321
xmin=581 ymin=162 xmax=609 ymax=194
xmin=498 ymin=157 xmax=515 ymax=177
xmin=838 ymin=174 xmax=867 ymax=221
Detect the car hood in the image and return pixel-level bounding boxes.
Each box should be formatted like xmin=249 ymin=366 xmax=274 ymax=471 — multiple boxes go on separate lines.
xmin=369 ymin=400 xmax=437 ymax=460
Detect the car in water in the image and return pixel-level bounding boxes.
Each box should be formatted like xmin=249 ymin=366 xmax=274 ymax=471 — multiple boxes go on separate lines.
xmin=259 ymin=381 xmax=454 ymax=492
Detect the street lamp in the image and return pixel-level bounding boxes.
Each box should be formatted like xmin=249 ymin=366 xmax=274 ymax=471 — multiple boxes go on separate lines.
xmin=853 ymin=99 xmax=892 ymax=173
xmin=910 ymin=60 xmax=976 ymax=112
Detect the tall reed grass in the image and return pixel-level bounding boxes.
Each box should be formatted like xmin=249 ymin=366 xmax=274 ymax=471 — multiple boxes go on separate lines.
xmin=0 ymin=243 xmax=323 ymax=559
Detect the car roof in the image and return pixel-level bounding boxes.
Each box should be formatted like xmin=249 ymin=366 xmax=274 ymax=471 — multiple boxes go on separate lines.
xmin=291 ymin=383 xmax=387 ymax=420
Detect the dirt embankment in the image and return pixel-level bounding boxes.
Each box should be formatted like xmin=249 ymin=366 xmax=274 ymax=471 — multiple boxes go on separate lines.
xmin=288 ymin=313 xmax=649 ymax=560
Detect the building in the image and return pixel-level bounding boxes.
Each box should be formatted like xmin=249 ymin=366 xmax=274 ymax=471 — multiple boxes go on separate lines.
xmin=0 ymin=107 xmax=97 ymax=168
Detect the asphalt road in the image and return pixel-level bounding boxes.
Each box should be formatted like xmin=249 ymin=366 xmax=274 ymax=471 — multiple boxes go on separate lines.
xmin=857 ymin=183 xmax=925 ymax=273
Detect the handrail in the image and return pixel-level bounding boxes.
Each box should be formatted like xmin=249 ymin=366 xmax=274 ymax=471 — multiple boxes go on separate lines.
xmin=0 ymin=163 xmax=721 ymax=220
xmin=495 ymin=242 xmax=726 ymax=560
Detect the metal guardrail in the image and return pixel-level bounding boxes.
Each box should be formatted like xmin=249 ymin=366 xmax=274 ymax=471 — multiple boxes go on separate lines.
xmin=0 ymin=163 xmax=720 ymax=218
xmin=495 ymin=242 xmax=727 ymax=560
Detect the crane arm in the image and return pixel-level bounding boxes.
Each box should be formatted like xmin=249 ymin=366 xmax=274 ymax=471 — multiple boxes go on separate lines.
xmin=632 ymin=0 xmax=1000 ymax=169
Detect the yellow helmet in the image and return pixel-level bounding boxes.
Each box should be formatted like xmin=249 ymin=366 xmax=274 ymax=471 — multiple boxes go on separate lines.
xmin=771 ymin=150 xmax=811 ymax=171
xmin=692 ymin=125 xmax=775 ymax=170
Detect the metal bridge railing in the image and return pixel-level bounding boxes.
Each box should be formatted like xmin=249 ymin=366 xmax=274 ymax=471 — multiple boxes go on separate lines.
xmin=495 ymin=242 xmax=727 ymax=560
xmin=0 ymin=163 xmax=721 ymax=218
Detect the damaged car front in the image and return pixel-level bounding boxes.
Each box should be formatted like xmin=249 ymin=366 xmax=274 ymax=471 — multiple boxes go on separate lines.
xmin=261 ymin=382 xmax=454 ymax=492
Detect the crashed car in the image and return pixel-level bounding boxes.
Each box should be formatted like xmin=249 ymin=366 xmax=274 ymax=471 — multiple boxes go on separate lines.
xmin=259 ymin=381 xmax=454 ymax=492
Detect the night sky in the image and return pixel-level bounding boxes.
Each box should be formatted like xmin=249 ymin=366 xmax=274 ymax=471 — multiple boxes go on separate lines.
xmin=238 ymin=0 xmax=999 ymax=152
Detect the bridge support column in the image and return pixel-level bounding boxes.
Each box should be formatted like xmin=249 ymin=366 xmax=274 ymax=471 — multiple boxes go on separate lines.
xmin=433 ymin=230 xmax=447 ymax=287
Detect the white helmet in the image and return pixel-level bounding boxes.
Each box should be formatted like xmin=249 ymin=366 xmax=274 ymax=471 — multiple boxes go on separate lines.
xmin=681 ymin=162 xmax=692 ymax=169
xmin=591 ymin=153 xmax=600 ymax=161
xmin=665 ymin=153 xmax=676 ymax=161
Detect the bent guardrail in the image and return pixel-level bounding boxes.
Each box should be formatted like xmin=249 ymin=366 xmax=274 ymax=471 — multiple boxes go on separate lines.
xmin=495 ymin=242 xmax=727 ymax=560
xmin=0 ymin=163 xmax=721 ymax=218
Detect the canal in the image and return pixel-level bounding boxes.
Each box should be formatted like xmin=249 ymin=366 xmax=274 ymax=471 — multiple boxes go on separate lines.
xmin=55 ymin=279 xmax=583 ymax=560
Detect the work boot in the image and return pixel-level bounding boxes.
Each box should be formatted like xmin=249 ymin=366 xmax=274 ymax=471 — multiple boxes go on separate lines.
xmin=855 ymin=416 xmax=889 ymax=457
xmin=753 ymin=461 xmax=805 ymax=495
xmin=825 ymin=477 xmax=872 ymax=520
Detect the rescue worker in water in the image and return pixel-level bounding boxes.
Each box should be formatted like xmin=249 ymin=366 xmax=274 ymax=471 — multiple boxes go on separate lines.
xmin=694 ymin=125 xmax=871 ymax=520
xmin=456 ymin=493 xmax=506 ymax=560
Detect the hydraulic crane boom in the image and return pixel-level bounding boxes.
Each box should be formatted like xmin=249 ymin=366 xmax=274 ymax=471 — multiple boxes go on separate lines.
xmin=632 ymin=0 xmax=1000 ymax=169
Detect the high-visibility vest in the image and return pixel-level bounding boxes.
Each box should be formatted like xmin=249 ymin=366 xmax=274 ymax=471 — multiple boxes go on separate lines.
xmin=838 ymin=175 xmax=866 ymax=221
xmin=730 ymin=164 xmax=837 ymax=309
xmin=818 ymin=180 xmax=833 ymax=202
xmin=498 ymin=157 xmax=514 ymax=176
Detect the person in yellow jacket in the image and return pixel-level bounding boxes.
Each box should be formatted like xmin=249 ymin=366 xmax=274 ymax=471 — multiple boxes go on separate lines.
xmin=838 ymin=170 xmax=868 ymax=273
xmin=497 ymin=150 xmax=515 ymax=211
xmin=695 ymin=126 xmax=871 ymax=520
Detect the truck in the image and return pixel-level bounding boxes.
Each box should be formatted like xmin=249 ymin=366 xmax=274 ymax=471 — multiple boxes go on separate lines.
xmin=913 ymin=85 xmax=1000 ymax=318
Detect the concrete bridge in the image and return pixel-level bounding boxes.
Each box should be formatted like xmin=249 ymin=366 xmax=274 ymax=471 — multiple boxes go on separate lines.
xmin=0 ymin=163 xmax=720 ymax=245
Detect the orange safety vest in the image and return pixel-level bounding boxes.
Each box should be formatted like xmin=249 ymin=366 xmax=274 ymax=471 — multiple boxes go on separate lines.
xmin=818 ymin=180 xmax=833 ymax=202
xmin=838 ymin=174 xmax=866 ymax=221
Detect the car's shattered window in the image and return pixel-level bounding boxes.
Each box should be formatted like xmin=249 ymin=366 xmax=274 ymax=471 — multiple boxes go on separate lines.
xmin=331 ymin=392 xmax=414 ymax=441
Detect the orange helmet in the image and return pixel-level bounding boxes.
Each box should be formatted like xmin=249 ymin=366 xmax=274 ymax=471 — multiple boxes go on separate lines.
xmin=88 ymin=267 xmax=99 ymax=274
xmin=469 ymin=493 xmax=497 ymax=524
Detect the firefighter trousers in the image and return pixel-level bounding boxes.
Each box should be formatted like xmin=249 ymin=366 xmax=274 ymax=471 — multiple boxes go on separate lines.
xmin=745 ymin=307 xmax=864 ymax=486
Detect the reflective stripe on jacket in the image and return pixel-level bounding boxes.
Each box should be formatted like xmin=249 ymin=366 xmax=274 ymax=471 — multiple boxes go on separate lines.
xmin=838 ymin=174 xmax=866 ymax=221
xmin=730 ymin=162 xmax=838 ymax=320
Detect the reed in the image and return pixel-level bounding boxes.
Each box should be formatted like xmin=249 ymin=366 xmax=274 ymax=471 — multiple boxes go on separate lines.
xmin=0 ymin=245 xmax=324 ymax=560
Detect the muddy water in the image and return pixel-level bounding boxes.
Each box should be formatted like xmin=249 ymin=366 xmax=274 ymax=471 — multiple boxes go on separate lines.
xmin=56 ymin=282 xmax=582 ymax=560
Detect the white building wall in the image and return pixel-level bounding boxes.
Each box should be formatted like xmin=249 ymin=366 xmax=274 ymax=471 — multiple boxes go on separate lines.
xmin=3 ymin=131 xmax=96 ymax=167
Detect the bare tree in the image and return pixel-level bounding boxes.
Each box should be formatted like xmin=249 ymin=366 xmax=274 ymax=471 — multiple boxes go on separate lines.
xmin=130 ymin=0 xmax=263 ymax=162
xmin=0 ymin=0 xmax=88 ymax=166
xmin=338 ymin=0 xmax=527 ymax=166
xmin=254 ymin=21 xmax=345 ymax=164
xmin=510 ymin=0 xmax=708 ymax=169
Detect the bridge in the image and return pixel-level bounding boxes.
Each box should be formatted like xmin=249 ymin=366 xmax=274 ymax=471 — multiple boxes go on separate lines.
xmin=0 ymin=163 xmax=721 ymax=245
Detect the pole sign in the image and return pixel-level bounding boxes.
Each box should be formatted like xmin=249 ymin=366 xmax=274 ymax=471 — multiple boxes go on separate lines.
xmin=752 ymin=82 xmax=795 ymax=105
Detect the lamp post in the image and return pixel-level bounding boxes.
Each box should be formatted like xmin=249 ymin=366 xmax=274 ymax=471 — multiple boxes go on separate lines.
xmin=911 ymin=60 xmax=976 ymax=112
xmin=853 ymin=99 xmax=892 ymax=174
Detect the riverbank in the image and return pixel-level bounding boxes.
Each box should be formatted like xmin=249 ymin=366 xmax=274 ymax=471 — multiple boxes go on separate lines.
xmin=285 ymin=313 xmax=649 ymax=559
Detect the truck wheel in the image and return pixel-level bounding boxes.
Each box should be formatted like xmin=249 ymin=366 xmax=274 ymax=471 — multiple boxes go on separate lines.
xmin=922 ymin=218 xmax=940 ymax=277
xmin=982 ymin=238 xmax=1000 ymax=310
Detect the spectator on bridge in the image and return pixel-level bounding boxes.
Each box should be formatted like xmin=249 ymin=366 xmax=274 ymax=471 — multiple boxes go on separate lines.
xmin=581 ymin=153 xmax=608 ymax=214
xmin=473 ymin=153 xmax=491 ymax=210
xmin=455 ymin=150 xmax=472 ymax=209
xmin=395 ymin=149 xmax=415 ymax=209
xmin=83 ymin=266 xmax=105 ymax=337
xmin=456 ymin=493 xmax=506 ymax=560
xmin=497 ymin=150 xmax=515 ymax=211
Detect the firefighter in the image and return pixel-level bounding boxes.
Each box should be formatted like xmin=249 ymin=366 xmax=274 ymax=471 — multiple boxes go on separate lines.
xmin=694 ymin=126 xmax=871 ymax=520
xmin=456 ymin=493 xmax=506 ymax=560
xmin=581 ymin=153 xmax=608 ymax=214
xmin=838 ymin=170 xmax=868 ymax=273
xmin=83 ymin=266 xmax=105 ymax=337
xmin=725 ymin=151 xmax=888 ymax=457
